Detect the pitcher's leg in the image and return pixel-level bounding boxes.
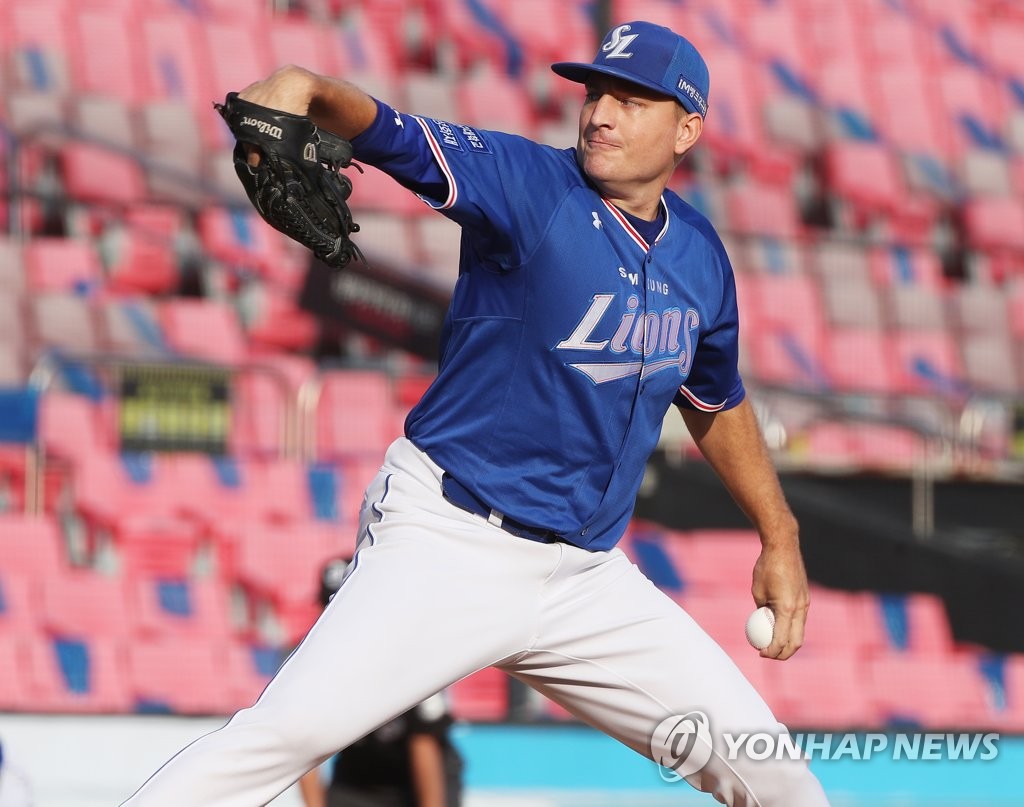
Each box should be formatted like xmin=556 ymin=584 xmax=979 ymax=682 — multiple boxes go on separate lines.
xmin=121 ymin=443 xmax=556 ymax=807
xmin=505 ymin=548 xmax=829 ymax=807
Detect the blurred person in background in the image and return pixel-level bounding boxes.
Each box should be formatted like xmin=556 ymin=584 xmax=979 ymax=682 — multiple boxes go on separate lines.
xmin=298 ymin=557 xmax=463 ymax=807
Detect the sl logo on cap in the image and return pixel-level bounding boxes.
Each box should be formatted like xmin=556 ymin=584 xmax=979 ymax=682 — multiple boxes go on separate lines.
xmin=602 ymin=24 xmax=638 ymax=59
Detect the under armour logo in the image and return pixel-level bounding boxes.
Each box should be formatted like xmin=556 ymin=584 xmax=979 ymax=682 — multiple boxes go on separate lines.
xmin=592 ymin=212 xmax=602 ymax=229
xmin=602 ymin=24 xmax=638 ymax=60
xmin=394 ymin=110 xmax=403 ymax=128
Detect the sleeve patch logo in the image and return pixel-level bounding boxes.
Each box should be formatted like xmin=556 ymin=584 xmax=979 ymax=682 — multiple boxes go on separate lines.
xmin=427 ymin=119 xmax=493 ymax=154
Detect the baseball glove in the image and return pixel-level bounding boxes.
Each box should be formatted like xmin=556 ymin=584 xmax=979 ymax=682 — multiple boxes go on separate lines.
xmin=214 ymin=92 xmax=363 ymax=269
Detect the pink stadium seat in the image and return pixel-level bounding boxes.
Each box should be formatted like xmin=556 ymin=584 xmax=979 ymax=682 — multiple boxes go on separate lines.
xmin=351 ymin=212 xmax=422 ymax=270
xmin=456 ymin=67 xmax=538 ymax=137
xmin=889 ymin=329 xmax=966 ymax=396
xmin=104 ymin=230 xmax=179 ymax=295
xmin=197 ymin=207 xmax=289 ymax=276
xmin=866 ymin=653 xmax=991 ymax=729
xmin=825 ymin=141 xmax=906 ymax=219
xmin=226 ymin=641 xmax=278 ymax=705
xmin=60 ymin=142 xmax=147 ymax=206
xmin=159 ymin=298 xmax=248 ymax=365
xmin=802 ymin=586 xmax=889 ymax=658
xmin=131 ymin=577 xmax=236 ymax=642
xmin=243 ymin=285 xmax=319 ymax=352
xmin=23 ymin=238 xmax=103 ymax=293
xmin=30 ymin=293 xmax=102 ymax=354
xmin=671 ymin=530 xmax=762 ymax=595
xmin=0 ymin=573 xmax=39 ymax=639
xmin=745 ymin=325 xmax=827 ymax=389
xmin=962 ymin=197 xmax=1024 ymax=253
xmin=140 ymin=13 xmax=210 ymax=105
xmin=823 ymin=327 xmax=896 ymax=394
xmin=38 ymin=390 xmax=107 ymax=468
xmin=314 ymin=370 xmax=403 ymax=460
xmin=267 ymin=19 xmax=339 ymax=77
xmin=233 ymin=520 xmax=349 ymax=643
xmin=725 ymin=182 xmax=803 ymax=239
xmin=875 ymin=67 xmax=947 ymax=158
xmin=427 ymin=0 xmax=507 ymax=74
xmin=846 ymin=423 xmax=927 ymax=473
xmin=773 ymin=655 xmax=880 ymax=729
xmin=743 ymin=274 xmax=825 ymax=341
xmin=0 ymin=634 xmax=36 ymax=711
xmin=70 ymin=8 xmax=149 ymax=102
xmin=346 ymin=164 xmax=428 ymax=216
xmin=23 ymin=632 xmax=132 ymax=713
xmin=0 ymin=514 xmax=68 ymax=578
xmin=112 ymin=514 xmax=204 ymax=579
xmin=128 ymin=636 xmax=238 ymax=714
xmin=678 ymin=589 xmax=759 ymax=657
xmin=40 ymin=569 xmax=132 ymax=642
xmin=1000 ymin=655 xmax=1024 ymax=732
xmin=700 ymin=45 xmax=774 ymax=171
xmin=201 ymin=21 xmax=273 ymax=101
xmin=6 ymin=1 xmax=72 ymax=92
xmin=449 ymin=666 xmax=509 ymax=722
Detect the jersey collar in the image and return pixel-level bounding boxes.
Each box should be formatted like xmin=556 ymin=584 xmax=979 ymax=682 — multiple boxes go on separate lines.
xmin=601 ymin=196 xmax=670 ymax=252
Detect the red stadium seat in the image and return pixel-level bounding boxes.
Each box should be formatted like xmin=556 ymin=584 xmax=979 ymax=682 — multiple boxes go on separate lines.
xmin=0 ymin=573 xmax=39 ymax=639
xmin=267 ymin=18 xmax=339 ymax=77
xmin=40 ymin=568 xmax=132 ymax=642
xmin=112 ymin=514 xmax=205 ymax=579
xmin=889 ymin=329 xmax=966 ymax=396
xmin=23 ymin=632 xmax=132 ymax=713
xmin=232 ymin=519 xmax=351 ymax=643
xmin=131 ymin=576 xmax=236 ymax=642
xmin=456 ymin=66 xmax=538 ymax=137
xmin=670 ymin=530 xmax=762 ymax=595
xmin=962 ymin=197 xmax=1024 ymax=253
xmin=23 ymin=238 xmax=103 ymax=294
xmin=866 ymin=653 xmax=991 ymax=729
xmin=0 ymin=633 xmax=36 ymax=710
xmin=60 ymin=142 xmax=147 ymax=206
xmin=70 ymin=8 xmax=149 ymax=102
xmin=449 ymin=666 xmax=509 ymax=721
xmin=0 ymin=513 xmax=69 ymax=578
xmin=773 ymin=655 xmax=880 ymax=730
xmin=825 ymin=141 xmax=906 ymax=219
xmin=313 ymin=370 xmax=403 ymax=460
xmin=678 ymin=590 xmax=759 ymax=657
xmin=823 ymin=327 xmax=896 ymax=395
xmin=127 ymin=636 xmax=238 ymax=714
xmin=725 ymin=182 xmax=803 ymax=239
xmin=159 ymin=298 xmax=248 ymax=365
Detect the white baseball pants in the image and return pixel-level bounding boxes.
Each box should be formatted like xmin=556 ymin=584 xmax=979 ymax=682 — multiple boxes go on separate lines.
xmin=121 ymin=437 xmax=829 ymax=807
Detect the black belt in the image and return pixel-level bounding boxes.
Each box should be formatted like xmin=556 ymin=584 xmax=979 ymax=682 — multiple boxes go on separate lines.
xmin=441 ymin=473 xmax=562 ymax=544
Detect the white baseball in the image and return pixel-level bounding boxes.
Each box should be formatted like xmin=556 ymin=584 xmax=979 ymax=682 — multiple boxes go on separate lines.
xmin=745 ymin=606 xmax=775 ymax=650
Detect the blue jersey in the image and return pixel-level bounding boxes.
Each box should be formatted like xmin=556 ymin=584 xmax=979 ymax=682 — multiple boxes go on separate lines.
xmin=351 ymin=101 xmax=745 ymax=551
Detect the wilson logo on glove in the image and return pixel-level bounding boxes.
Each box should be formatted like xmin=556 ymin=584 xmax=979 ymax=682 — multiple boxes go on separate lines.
xmin=240 ymin=116 xmax=284 ymax=140
xmin=215 ymin=92 xmax=364 ymax=269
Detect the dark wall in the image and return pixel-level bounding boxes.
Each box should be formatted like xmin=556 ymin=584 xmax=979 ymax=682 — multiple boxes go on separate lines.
xmin=635 ymin=453 xmax=1024 ymax=653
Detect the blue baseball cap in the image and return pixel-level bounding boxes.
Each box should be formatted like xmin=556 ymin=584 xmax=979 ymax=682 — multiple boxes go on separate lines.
xmin=552 ymin=21 xmax=710 ymax=118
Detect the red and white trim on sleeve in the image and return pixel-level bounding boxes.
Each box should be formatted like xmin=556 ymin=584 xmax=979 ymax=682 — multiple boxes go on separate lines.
xmin=413 ymin=116 xmax=458 ymax=210
xmin=678 ymin=385 xmax=728 ymax=412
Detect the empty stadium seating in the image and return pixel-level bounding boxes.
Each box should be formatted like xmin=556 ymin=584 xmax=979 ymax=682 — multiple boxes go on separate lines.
xmin=0 ymin=0 xmax=1023 ymax=728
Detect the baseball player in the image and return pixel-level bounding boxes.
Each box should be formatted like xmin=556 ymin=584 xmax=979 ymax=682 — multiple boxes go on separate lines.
xmin=298 ymin=557 xmax=463 ymax=807
xmin=123 ymin=21 xmax=830 ymax=807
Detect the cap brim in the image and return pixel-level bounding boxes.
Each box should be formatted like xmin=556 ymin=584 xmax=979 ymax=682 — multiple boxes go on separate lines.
xmin=551 ymin=61 xmax=678 ymax=103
